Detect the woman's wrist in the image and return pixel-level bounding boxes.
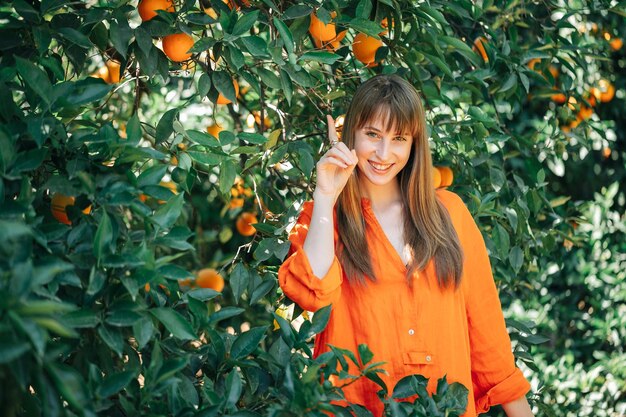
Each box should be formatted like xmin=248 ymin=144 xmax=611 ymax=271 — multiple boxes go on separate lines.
xmin=312 ymin=190 xmax=337 ymax=207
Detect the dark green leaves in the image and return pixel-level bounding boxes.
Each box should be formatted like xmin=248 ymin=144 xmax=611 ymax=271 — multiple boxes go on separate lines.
xmin=230 ymin=326 xmax=267 ymax=360
xmin=149 ymin=308 xmax=196 ymax=341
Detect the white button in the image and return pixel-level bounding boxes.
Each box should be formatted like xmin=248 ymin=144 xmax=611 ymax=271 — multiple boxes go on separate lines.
xmin=408 ymin=329 xmax=415 ymax=335
xmin=426 ymin=355 xmax=432 ymax=362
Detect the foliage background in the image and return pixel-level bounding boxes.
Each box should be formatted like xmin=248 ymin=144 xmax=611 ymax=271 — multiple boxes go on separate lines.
xmin=0 ymin=0 xmax=624 ymax=416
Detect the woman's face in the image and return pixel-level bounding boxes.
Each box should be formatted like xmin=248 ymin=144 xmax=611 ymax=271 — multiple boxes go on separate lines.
xmin=353 ymin=115 xmax=414 ymax=188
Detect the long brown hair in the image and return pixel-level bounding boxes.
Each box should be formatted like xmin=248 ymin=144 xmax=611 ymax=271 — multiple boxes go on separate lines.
xmin=336 ymin=74 xmax=464 ymax=289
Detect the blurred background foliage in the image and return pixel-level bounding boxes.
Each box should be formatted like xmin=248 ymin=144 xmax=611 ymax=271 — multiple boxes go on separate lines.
xmin=0 ymin=0 xmax=624 ymax=416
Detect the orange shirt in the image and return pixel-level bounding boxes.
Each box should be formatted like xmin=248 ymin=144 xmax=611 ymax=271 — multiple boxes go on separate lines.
xmin=278 ymin=189 xmax=531 ymax=417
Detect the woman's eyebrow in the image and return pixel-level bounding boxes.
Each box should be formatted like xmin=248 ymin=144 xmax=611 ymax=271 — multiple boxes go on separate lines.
xmin=363 ymin=126 xmax=409 ymax=136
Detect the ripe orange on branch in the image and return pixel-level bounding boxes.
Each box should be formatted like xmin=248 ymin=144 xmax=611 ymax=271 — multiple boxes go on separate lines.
xmin=352 ymin=33 xmax=384 ymax=67
xmin=236 ymin=212 xmax=258 ymax=236
xmin=163 ymin=33 xmax=194 ymax=62
xmin=196 ymin=268 xmax=225 ymax=292
xmin=138 ymin=0 xmax=174 ymax=21
xmin=473 ymin=37 xmax=489 ymax=62
xmin=51 ymin=194 xmax=92 ymax=225
xmin=437 ymin=166 xmax=454 ymax=188
xmin=309 ymin=11 xmax=337 ymax=42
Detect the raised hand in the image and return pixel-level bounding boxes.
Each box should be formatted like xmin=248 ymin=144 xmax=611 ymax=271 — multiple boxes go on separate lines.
xmin=314 ymin=115 xmax=358 ymax=202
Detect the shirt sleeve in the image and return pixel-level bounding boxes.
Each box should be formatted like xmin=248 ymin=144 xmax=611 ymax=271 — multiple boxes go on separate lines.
xmin=277 ymin=201 xmax=343 ymax=312
xmin=456 ymin=196 xmax=531 ymax=414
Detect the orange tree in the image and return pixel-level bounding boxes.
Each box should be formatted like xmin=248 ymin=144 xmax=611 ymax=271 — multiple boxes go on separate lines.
xmin=0 ymin=0 xmax=624 ymax=416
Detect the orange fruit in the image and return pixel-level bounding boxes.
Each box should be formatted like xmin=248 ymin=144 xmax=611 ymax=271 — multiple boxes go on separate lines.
xmin=236 ymin=212 xmax=258 ymax=236
xmin=138 ymin=0 xmax=175 ymax=21
xmin=610 ymin=38 xmax=623 ymax=51
xmin=566 ymin=96 xmax=578 ymax=111
xmin=548 ymin=65 xmax=559 ymax=80
xmin=196 ymin=268 xmax=225 ymax=292
xmin=170 ymin=155 xmax=178 ymax=166
xmin=432 ymin=166 xmax=442 ymax=188
xmin=223 ymin=0 xmax=250 ymax=10
xmin=106 ymin=60 xmax=121 ymax=83
xmin=352 ymin=33 xmax=384 ymax=67
xmin=596 ymin=79 xmax=615 ymax=103
xmin=177 ymin=142 xmax=187 ymax=151
xmin=203 ymin=6 xmax=218 ymax=19
xmin=577 ymin=105 xmax=593 ymax=121
xmin=253 ymin=111 xmax=272 ymax=129
xmin=313 ymin=29 xmax=346 ymax=50
xmin=229 ymin=198 xmax=244 ymax=209
xmin=602 ymin=147 xmax=611 ymax=159
xmin=526 ymin=58 xmax=540 ymax=71
xmin=438 ymin=166 xmax=454 ymax=187
xmin=162 ymin=33 xmax=195 ymax=62
xmin=473 ymin=37 xmax=489 ymax=62
xmin=144 ymin=283 xmax=151 ymax=292
xmin=157 ymin=181 xmax=178 ymax=204
xmin=309 ymin=12 xmax=337 ymax=42
xmin=551 ymin=92 xmax=567 ymax=104
xmin=207 ymin=123 xmax=224 ymax=137
xmin=216 ymin=78 xmax=239 ymax=105
xmin=51 ymin=194 xmax=92 ymax=225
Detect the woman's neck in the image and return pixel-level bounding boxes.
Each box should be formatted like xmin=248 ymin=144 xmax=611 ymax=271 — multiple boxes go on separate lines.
xmin=360 ymin=179 xmax=403 ymax=211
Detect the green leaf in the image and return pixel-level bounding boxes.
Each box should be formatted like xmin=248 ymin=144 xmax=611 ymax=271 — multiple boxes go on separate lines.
xmin=273 ymin=17 xmax=294 ymax=55
xmin=62 ymin=79 xmax=112 ymax=106
xmin=232 ymin=10 xmax=260 ymax=36
xmin=440 ymin=36 xmax=482 ymax=66
xmin=57 ymin=27 xmax=92 ymax=49
xmin=94 ymin=211 xmax=113 ymax=263
xmin=198 ymin=72 xmax=212 ymax=97
xmin=392 ymin=374 xmax=429 ymax=399
xmin=238 ymin=132 xmax=267 ymax=145
xmin=133 ymin=317 xmax=155 ymax=350
xmin=109 ymin=19 xmax=133 ymax=59
xmin=508 ymin=246 xmax=524 ymax=273
xmin=209 ymin=306 xmax=245 ymax=323
xmin=97 ymin=325 xmax=125 ymax=356
xmin=137 ymin=165 xmax=168 ymax=187
xmin=357 ymin=344 xmax=374 ymax=365
xmin=15 ymin=57 xmax=52 ymax=106
xmin=299 ymin=51 xmax=340 ymax=65
xmin=213 ymin=70 xmax=238 ymax=104
xmin=219 ymin=158 xmax=238 ymax=195
xmin=283 ymin=4 xmax=313 ymax=19
xmin=155 ymin=108 xmax=179 ymax=144
xmin=11 ymin=148 xmax=47 ymax=174
xmin=230 ymin=326 xmax=267 ymax=360
xmin=97 ymin=370 xmax=137 ymax=398
xmin=152 ymin=193 xmax=185 ymax=229
xmin=0 ymin=342 xmax=30 ymax=364
xmin=229 ymin=263 xmax=249 ymax=302
xmin=349 ymin=18 xmax=384 ymax=38
xmin=240 ymin=36 xmax=270 ymax=57
xmin=127 ymin=113 xmax=142 ymax=145
xmin=150 ymin=308 xmax=196 ymax=341
xmin=187 ymin=150 xmax=223 ymax=166
xmin=306 ymin=305 xmax=332 ymax=338
xmin=187 ymin=288 xmax=221 ymax=301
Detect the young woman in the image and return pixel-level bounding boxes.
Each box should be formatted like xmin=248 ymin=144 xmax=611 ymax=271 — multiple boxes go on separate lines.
xmin=278 ymin=75 xmax=534 ymax=417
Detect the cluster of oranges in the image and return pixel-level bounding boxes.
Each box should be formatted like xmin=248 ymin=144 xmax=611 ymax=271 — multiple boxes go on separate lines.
xmin=308 ymin=11 xmax=388 ymax=67
xmin=432 ymin=166 xmax=454 ymax=189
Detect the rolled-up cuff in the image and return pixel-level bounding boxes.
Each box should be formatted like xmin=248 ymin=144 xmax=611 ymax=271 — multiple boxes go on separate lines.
xmin=475 ymin=368 xmax=531 ymax=413
xmin=288 ymin=247 xmax=343 ymax=295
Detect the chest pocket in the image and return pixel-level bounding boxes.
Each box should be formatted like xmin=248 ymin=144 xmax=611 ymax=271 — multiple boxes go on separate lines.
xmin=403 ymin=351 xmax=436 ymax=365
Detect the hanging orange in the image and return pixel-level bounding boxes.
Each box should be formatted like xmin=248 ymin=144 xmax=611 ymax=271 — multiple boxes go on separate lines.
xmin=138 ymin=0 xmax=174 ymax=21
xmin=162 ymin=33 xmax=194 ymax=62
xmin=352 ymin=33 xmax=384 ymax=67
xmin=438 ymin=166 xmax=454 ymax=187
xmin=51 ymin=194 xmax=91 ymax=225
xmin=236 ymin=212 xmax=258 ymax=236
xmin=473 ymin=37 xmax=489 ymax=62
xmin=196 ymin=268 xmax=225 ymax=292
xmin=309 ymin=12 xmax=337 ymax=42
xmin=432 ymin=166 xmax=442 ymax=188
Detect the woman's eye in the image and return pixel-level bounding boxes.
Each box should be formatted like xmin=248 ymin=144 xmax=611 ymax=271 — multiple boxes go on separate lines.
xmin=394 ymin=136 xmax=407 ymax=141
xmin=366 ymin=131 xmax=379 ymax=138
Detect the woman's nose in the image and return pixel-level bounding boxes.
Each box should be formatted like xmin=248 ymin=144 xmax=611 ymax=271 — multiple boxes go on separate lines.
xmin=376 ymin=139 xmax=390 ymax=159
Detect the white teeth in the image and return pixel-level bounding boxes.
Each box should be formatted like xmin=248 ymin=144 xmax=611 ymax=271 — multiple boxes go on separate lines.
xmin=370 ymin=161 xmax=392 ymax=171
